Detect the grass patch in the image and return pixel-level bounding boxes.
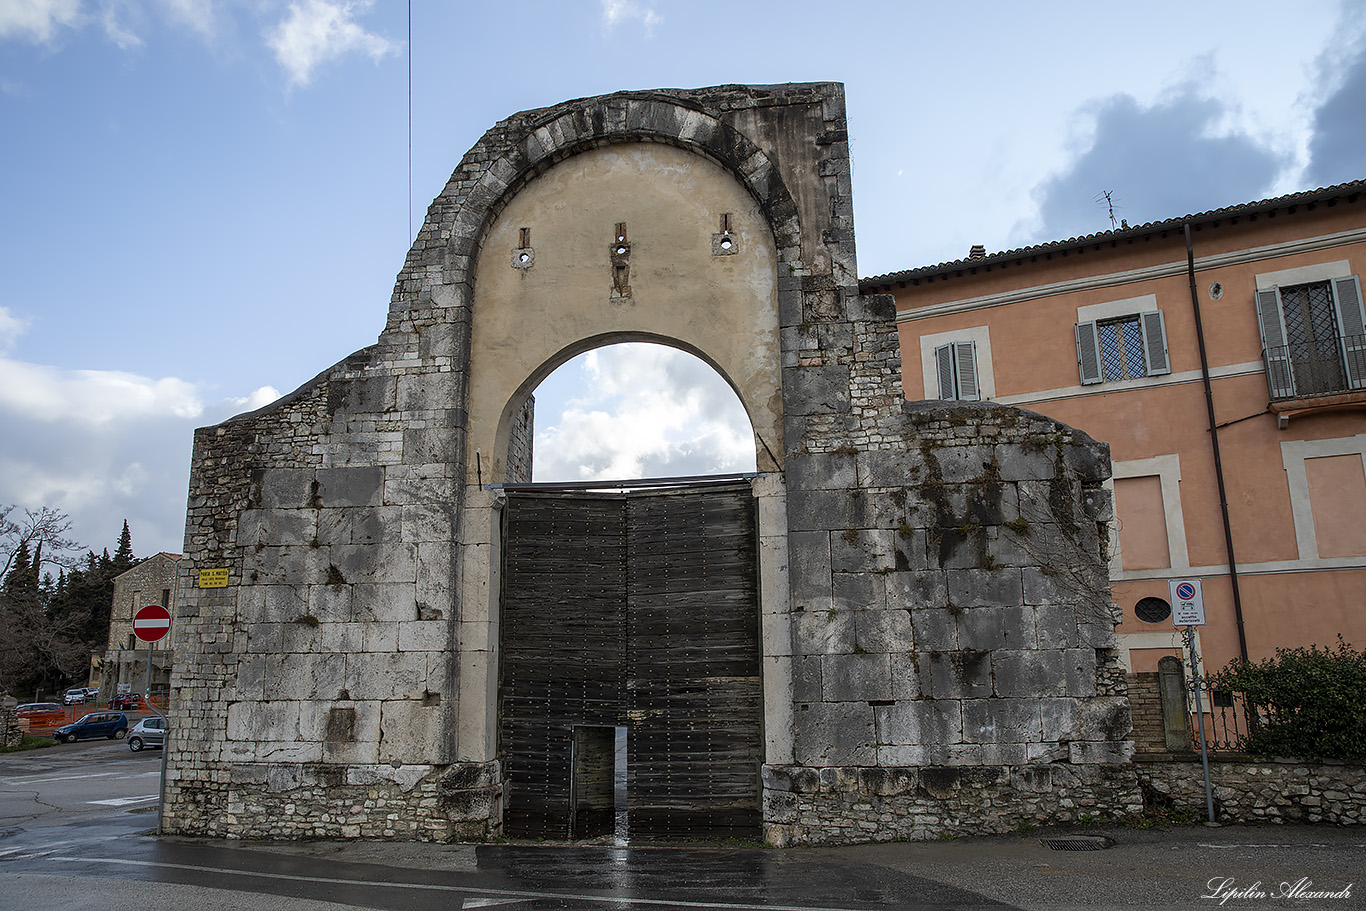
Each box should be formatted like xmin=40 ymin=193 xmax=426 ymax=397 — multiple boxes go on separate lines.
xmin=0 ymin=734 xmax=59 ymax=753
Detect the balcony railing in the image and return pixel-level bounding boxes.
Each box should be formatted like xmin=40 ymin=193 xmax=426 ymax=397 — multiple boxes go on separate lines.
xmin=1264 ymin=335 xmax=1366 ymax=401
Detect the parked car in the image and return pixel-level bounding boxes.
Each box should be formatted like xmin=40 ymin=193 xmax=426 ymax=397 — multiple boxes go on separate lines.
xmin=110 ymin=693 xmax=141 ymax=710
xmin=16 ymin=702 xmax=63 ymax=716
xmin=62 ymin=687 xmax=98 ymax=705
xmin=127 ymin=716 xmax=166 ymax=752
xmin=53 ymin=712 xmax=128 ymax=743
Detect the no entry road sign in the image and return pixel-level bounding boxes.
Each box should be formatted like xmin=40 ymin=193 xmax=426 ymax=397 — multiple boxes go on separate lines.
xmin=133 ymin=604 xmax=172 ymax=643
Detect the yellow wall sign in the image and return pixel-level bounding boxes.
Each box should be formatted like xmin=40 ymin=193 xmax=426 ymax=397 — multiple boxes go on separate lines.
xmin=198 ymin=568 xmax=230 ymax=588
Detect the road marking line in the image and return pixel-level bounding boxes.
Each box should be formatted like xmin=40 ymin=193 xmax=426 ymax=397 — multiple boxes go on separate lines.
xmin=50 ymin=857 xmax=867 ymax=911
xmin=1198 ymin=843 xmax=1366 ymax=849
xmin=88 ymin=795 xmax=159 ymax=806
xmin=4 ymin=772 xmax=130 ymax=784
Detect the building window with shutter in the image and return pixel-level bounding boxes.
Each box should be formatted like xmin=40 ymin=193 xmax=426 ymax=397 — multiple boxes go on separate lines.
xmin=935 ymin=341 xmax=980 ymax=401
xmin=1076 ymin=310 xmax=1170 ymax=385
xmin=1255 ymin=275 xmax=1366 ymax=400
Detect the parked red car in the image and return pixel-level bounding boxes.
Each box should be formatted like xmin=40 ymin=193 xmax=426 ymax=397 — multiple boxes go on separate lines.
xmin=110 ymin=693 xmax=142 ymax=710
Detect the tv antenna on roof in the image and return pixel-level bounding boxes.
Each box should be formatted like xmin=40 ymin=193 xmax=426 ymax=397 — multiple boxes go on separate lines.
xmin=1095 ymin=190 xmax=1121 ymax=230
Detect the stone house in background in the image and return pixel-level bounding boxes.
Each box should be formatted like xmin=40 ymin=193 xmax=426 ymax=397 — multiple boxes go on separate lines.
xmin=864 ymin=181 xmax=1366 ymax=687
xmin=160 ymin=82 xmax=1140 ymax=846
xmin=99 ymin=552 xmax=182 ymax=703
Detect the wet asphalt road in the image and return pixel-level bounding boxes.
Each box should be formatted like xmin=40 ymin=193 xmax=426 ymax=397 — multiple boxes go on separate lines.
xmin=3 ymin=742 xmax=1364 ymax=910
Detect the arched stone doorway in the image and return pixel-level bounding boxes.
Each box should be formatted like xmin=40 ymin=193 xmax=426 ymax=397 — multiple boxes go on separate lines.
xmin=459 ymin=142 xmax=787 ymax=837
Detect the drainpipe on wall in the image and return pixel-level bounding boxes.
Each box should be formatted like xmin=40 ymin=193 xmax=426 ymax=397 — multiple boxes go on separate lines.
xmin=1184 ymin=222 xmax=1250 ymax=662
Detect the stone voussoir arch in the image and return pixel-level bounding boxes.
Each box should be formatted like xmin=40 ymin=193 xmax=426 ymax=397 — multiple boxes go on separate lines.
xmin=387 ymin=89 xmax=810 ymax=330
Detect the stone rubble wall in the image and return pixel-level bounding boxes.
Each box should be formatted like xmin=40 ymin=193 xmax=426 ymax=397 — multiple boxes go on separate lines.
xmin=1138 ymin=758 xmax=1366 ymax=825
xmin=764 ymin=763 xmax=1143 ymax=845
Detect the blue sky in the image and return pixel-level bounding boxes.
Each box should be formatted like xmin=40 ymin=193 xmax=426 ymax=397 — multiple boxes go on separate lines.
xmin=2 ymin=0 xmax=1365 ymax=559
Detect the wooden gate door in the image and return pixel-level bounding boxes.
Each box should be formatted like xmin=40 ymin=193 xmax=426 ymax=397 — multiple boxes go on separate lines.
xmin=500 ymin=481 xmax=761 ymax=840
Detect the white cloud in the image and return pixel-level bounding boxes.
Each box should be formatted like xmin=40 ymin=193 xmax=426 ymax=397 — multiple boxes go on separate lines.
xmin=266 ymin=0 xmax=397 ymax=88
xmin=0 ymin=0 xmax=81 ymax=42
xmin=229 ymin=384 xmax=281 ymax=412
xmin=600 ymin=0 xmax=659 ymax=35
xmin=534 ymin=344 xmax=754 ymax=482
xmin=0 ymin=307 xmax=28 ymax=351
xmin=100 ymin=2 xmax=143 ymax=48
xmin=0 ymin=357 xmax=203 ymax=424
xmin=159 ymin=0 xmax=213 ymax=37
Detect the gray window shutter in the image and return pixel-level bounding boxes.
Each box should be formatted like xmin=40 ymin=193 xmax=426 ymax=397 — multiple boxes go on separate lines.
xmin=935 ymin=344 xmax=955 ymax=399
xmin=1330 ymin=275 xmax=1366 ymax=390
xmin=1076 ymin=321 xmax=1103 ymax=385
xmin=1255 ymin=288 xmax=1295 ymax=398
xmin=954 ymin=341 xmax=980 ymax=401
xmin=1140 ymin=310 xmax=1170 ymax=376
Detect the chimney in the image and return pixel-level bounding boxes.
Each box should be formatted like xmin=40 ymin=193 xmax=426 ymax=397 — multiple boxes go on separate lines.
xmin=968 ymin=244 xmax=987 ymax=260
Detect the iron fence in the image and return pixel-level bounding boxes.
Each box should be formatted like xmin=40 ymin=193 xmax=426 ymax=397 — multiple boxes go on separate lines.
xmin=1263 ymin=335 xmax=1366 ymax=401
xmin=1188 ymin=677 xmax=1254 ymax=753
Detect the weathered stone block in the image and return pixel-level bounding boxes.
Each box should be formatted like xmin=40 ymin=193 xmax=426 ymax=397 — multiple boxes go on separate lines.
xmin=793 ymin=608 xmax=855 ymax=655
xmin=1068 ymin=741 xmax=1134 ymax=764
xmin=926 ymin=649 xmax=993 ymax=698
xmin=315 ymin=467 xmax=385 ymax=508
xmin=855 ymin=608 xmax=913 ymax=653
xmin=962 ymin=698 xmax=1042 ymax=744
xmin=874 ymin=700 xmax=961 ymax=746
xmin=793 ymin=655 xmax=823 ymax=703
xmin=344 ymin=652 xmax=428 ymax=701
xmin=794 ymin=703 xmax=875 ymax=766
xmin=821 ymin=653 xmax=892 ymax=702
xmin=946 ymin=568 xmax=1023 ymax=609
xmin=831 ymin=529 xmax=896 ymax=573
xmin=956 ymin=606 xmax=1034 ymax=651
xmin=352 ymin=583 xmax=417 ymax=624
xmin=886 ymin=571 xmax=948 ymax=610
xmin=933 ymin=445 xmax=996 ymax=483
xmin=889 ymin=652 xmax=921 ymax=700
xmin=308 ymin=583 xmax=354 ymax=623
xmin=265 ymin=653 xmax=347 ymax=702
xmin=992 ymin=649 xmax=1066 ymax=698
xmin=396 ymin=372 xmax=463 ymax=413
xmin=788 ymin=531 xmax=832 ymax=607
xmin=856 ymin=450 xmax=926 ymax=488
xmin=788 ymin=451 xmax=858 ymax=491
xmin=833 ymin=572 xmax=882 ymax=612
xmin=403 ymin=427 xmax=460 ymax=465
xmin=784 ymin=365 xmax=851 ymax=415
xmin=1064 ymin=648 xmax=1099 ymax=696
xmin=259 ymin=470 xmax=313 ymax=509
xmin=994 ymin=447 xmax=1056 ymax=482
xmin=789 ymin=488 xmax=862 ymax=531
xmin=381 ymin=700 xmax=451 ymax=765
xmin=240 ymin=584 xmax=307 ymax=623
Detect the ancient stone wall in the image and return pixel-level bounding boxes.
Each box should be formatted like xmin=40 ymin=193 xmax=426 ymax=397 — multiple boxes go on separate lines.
xmin=163 ymin=83 xmax=1134 ymax=844
xmin=769 ymin=396 xmax=1138 ymax=844
xmin=1139 ymin=758 xmax=1366 ymax=825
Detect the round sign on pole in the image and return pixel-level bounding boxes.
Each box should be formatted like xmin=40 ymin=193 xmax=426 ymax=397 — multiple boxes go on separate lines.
xmin=133 ymin=604 xmax=172 ymax=643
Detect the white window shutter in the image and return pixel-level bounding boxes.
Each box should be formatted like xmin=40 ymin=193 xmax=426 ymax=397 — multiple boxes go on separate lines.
xmin=1076 ymin=321 xmax=1103 ymax=385
xmin=954 ymin=341 xmax=980 ymax=401
xmin=1255 ymin=288 xmax=1295 ymax=398
xmin=935 ymin=344 xmax=955 ymax=399
xmin=1330 ymin=275 xmax=1366 ymax=390
xmin=1139 ymin=310 xmax=1170 ymax=376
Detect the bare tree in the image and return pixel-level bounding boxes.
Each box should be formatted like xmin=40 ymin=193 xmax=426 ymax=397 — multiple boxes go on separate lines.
xmin=0 ymin=505 xmax=81 ymax=579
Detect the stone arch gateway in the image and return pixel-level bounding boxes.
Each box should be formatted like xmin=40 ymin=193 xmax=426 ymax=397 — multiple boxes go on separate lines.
xmin=163 ymin=84 xmax=1142 ymax=846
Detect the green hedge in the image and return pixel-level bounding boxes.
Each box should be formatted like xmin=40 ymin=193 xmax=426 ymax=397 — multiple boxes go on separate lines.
xmin=1210 ymin=637 xmax=1366 ymax=761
